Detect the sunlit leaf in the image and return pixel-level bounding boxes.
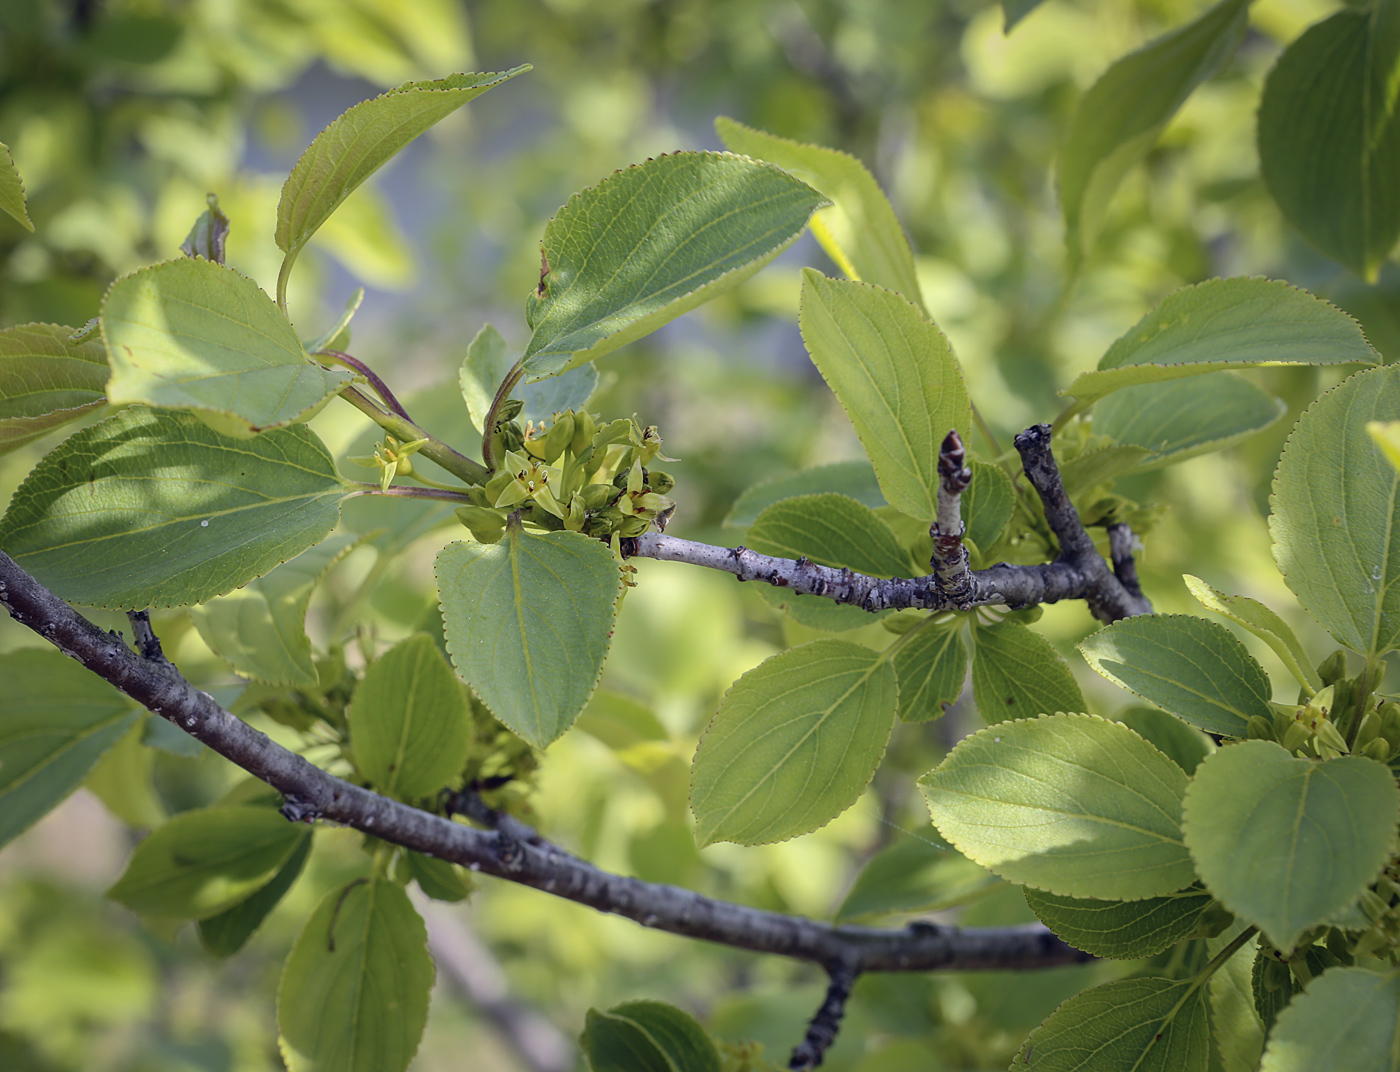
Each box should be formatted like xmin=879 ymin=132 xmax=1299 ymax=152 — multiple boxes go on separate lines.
xmin=0 ymin=140 xmax=32 ymax=231
xmin=1183 ymin=574 xmax=1321 ymax=693
xmin=972 ymin=619 xmax=1084 ymax=725
xmin=893 ymin=625 xmax=967 ymax=723
xmin=1259 ymin=968 xmax=1400 ymax=1072
xmin=1024 ymin=884 xmax=1214 ymax=959
xmin=962 ymin=460 xmax=1014 ymax=551
xmin=0 ymin=323 xmax=107 ymax=455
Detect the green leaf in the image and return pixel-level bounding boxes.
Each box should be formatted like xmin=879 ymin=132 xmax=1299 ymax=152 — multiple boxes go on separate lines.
xmin=458 ymin=323 xmax=597 ymax=433
xmin=0 ymin=323 xmax=108 ymax=455
xmin=1258 ymin=6 xmax=1400 ymax=280
xmin=798 ymin=271 xmax=972 ymax=520
xmin=1259 ymin=968 xmax=1400 ymax=1072
xmin=348 ymin=633 xmax=472 ymax=799
xmin=435 ymin=523 xmax=621 ymax=748
xmin=962 ymin=460 xmax=1014 ymax=552
xmin=972 ymin=620 xmax=1085 ymax=725
xmin=198 ymin=830 xmax=312 ymax=957
xmin=1252 ymin=950 xmax=1297 ymax=1035
xmin=107 ymin=805 xmax=307 ymax=920
xmin=0 ymin=407 xmax=347 ymax=608
xmin=1271 ymin=365 xmax=1400 ymax=655
xmin=276 ymin=69 xmax=527 ymax=269
xmin=581 ymin=1000 xmax=720 ymax=1072
xmin=84 ymin=717 xmax=165 ymax=828
xmin=1057 ymin=444 xmax=1153 ymax=496
xmin=1024 ymin=884 xmax=1215 ymax=959
xmin=691 ymin=639 xmax=897 ymax=846
xmin=277 ymin=879 xmax=433 ymax=1072
xmin=723 ymin=461 xmax=882 ymax=529
xmin=834 ymin=832 xmax=1002 ymax=923
xmin=1210 ymin=936 xmax=1264 ymax=1072
xmin=1183 ymin=575 xmax=1322 ymax=693
xmin=1059 ymin=0 xmax=1247 ymax=259
xmin=893 ymin=625 xmax=967 ymax=723
xmin=1114 ymin=706 xmax=1214 ymax=775
xmin=1003 ymin=0 xmax=1046 ymax=31
xmin=1078 ymin=614 xmax=1272 ymax=737
xmin=102 ymin=259 xmax=353 ymax=434
xmin=0 ymin=648 xmax=139 ymax=849
xmin=1183 ymin=742 xmax=1399 ymax=952
xmin=180 ymin=193 xmax=229 ymax=263
xmin=1065 ymin=278 xmax=1379 ymax=404
xmin=1092 ymin=373 xmax=1285 ymax=469
xmin=0 ymin=140 xmax=33 ymax=231
xmin=403 ymin=853 xmax=470 ymax=903
xmin=715 ymin=117 xmax=923 ymax=305
xmin=1012 ymin=977 xmax=1210 ymax=1072
xmin=921 ymin=713 xmax=1195 ymax=900
xmin=189 ymin=534 xmax=361 ymax=686
xmin=523 ymin=152 xmax=827 ymax=379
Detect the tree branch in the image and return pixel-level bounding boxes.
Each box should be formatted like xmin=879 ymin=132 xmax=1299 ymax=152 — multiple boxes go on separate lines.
xmin=789 ymin=963 xmax=859 ymax=1071
xmin=930 ymin=430 xmax=973 ymax=605
xmin=0 ymin=548 xmax=1089 ymax=978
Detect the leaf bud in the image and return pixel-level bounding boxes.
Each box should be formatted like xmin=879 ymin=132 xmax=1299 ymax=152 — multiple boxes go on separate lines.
xmin=1314 ymin=717 xmax=1350 ymax=755
xmin=1246 ymin=715 xmax=1276 ymax=741
xmin=495 ymin=398 xmax=524 ymax=424
xmin=1317 ymin=650 xmax=1348 ymax=686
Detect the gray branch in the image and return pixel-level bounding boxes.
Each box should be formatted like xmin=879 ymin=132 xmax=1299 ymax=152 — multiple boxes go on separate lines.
xmin=930 ymin=429 xmax=974 ymax=605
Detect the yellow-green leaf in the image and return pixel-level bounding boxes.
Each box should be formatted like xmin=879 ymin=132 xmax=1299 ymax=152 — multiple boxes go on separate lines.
xmin=0 ymin=322 xmax=108 ymax=455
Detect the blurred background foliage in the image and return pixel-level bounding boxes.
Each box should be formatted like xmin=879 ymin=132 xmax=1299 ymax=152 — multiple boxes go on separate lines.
xmin=0 ymin=0 xmax=1384 ymax=1068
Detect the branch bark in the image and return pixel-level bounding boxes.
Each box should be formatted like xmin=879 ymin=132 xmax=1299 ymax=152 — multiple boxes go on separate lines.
xmin=789 ymin=963 xmax=859 ymax=1071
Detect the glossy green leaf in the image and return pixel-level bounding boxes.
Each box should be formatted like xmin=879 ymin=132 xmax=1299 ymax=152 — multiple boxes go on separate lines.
xmin=1272 ymin=365 xmax=1400 ymax=655
xmin=1078 ymin=614 xmax=1272 ymax=737
xmin=0 ymin=648 xmax=139 ymax=849
xmin=523 ymin=152 xmax=826 ymax=379
xmin=1259 ymin=968 xmax=1400 ymax=1072
xmin=691 ymin=639 xmax=897 ymax=846
xmin=0 ymin=140 xmax=32 ymax=231
xmin=102 ymin=259 xmax=353 ymax=434
xmin=276 ymin=69 xmax=527 ymax=266
xmin=972 ymin=620 xmax=1084 ymax=725
xmin=435 ymin=523 xmax=621 ymax=748
xmin=0 ymin=407 xmax=347 ymax=608
xmin=1258 ymin=6 xmax=1400 ymax=280
xmin=277 ymin=879 xmax=433 ymax=1072
xmin=1114 ymin=706 xmax=1213 ymax=775
xmin=834 ymin=832 xmax=1001 ymax=923
xmin=1183 ymin=741 xmax=1400 ymax=951
xmin=893 ymin=625 xmax=967 ymax=723
xmin=189 ymin=534 xmax=360 ymax=686
xmin=798 ymin=270 xmax=971 ymax=520
xmin=921 ymin=713 xmax=1194 ymax=900
xmin=1183 ymin=575 xmax=1322 ymax=692
xmin=723 ymin=461 xmax=882 ymax=529
xmin=107 ymin=805 xmax=306 ymax=920
xmin=1065 ymin=278 xmax=1378 ymax=403
xmin=715 ymin=117 xmax=922 ymax=305
xmin=458 ymin=322 xmax=597 ymax=433
xmin=1059 ymin=0 xmax=1248 ymax=259
xmin=198 ymin=830 xmax=312 ymax=957
xmin=1024 ymin=884 xmax=1214 ymax=959
xmin=403 ymin=853 xmax=470 ymax=903
xmin=1013 ymin=977 xmax=1210 ymax=1072
xmin=581 ymin=1000 xmax=720 ymax=1072
xmin=348 ymin=633 xmax=471 ymax=799
xmin=0 ymin=323 xmax=108 ymax=455
xmin=1092 ymin=373 xmax=1285 ymax=469
xmin=961 ymin=460 xmax=1014 ymax=551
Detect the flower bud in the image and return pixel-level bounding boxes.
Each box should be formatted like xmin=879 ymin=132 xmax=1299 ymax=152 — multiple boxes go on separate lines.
xmin=455 ymin=506 xmax=506 ymax=544
xmin=1281 ymin=720 xmax=1311 ymax=753
xmin=1356 ymin=710 xmax=1382 ymax=751
xmin=1363 ymin=738 xmax=1393 ymax=763
xmin=647 ymin=470 xmax=676 ymax=494
xmin=1246 ymin=715 xmax=1276 ymax=741
xmin=1317 ymin=650 xmax=1348 ymax=686
xmin=570 ymin=410 xmax=596 ymax=455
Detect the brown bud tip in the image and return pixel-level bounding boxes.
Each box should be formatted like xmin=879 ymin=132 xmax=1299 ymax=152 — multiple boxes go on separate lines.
xmin=938 ymin=430 xmax=972 ymax=492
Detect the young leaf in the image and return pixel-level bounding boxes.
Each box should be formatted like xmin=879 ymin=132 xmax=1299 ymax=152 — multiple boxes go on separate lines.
xmin=1182 ymin=742 xmax=1400 ymax=952
xmin=198 ymin=830 xmax=313 ymax=957
xmin=834 ymin=833 xmax=1001 ymax=923
xmin=523 ymin=152 xmax=827 ymax=379
xmin=1024 ymin=884 xmax=1215 ymax=960
xmin=458 ymin=323 xmax=596 ymax=433
xmin=1114 ymin=706 xmax=1213 ymax=776
xmin=277 ymin=879 xmax=433 ymax=1072
xmin=0 ymin=648 xmax=140 ymax=849
xmin=107 ymin=805 xmax=307 ymax=920
xmin=691 ymin=639 xmax=897 ymax=846
xmin=0 ymin=140 xmax=33 ymax=231
xmin=798 ymin=271 xmax=972 ymax=520
xmin=893 ymin=625 xmax=967 ymax=723
xmin=0 ymin=323 xmax=108 ymax=455
xmin=0 ymin=408 xmax=348 ymax=608
xmin=921 ymin=713 xmax=1195 ymax=900
xmin=961 ymin=460 xmax=1015 ymax=551
xmin=1272 ymin=366 xmax=1400 ymax=656
xmin=581 ymin=1000 xmax=720 ymax=1072
xmin=1013 ymin=977 xmax=1211 ymax=1072
xmin=348 ymin=633 xmax=472 ymax=799
xmin=1092 ymin=373 xmax=1285 ymax=469
xmin=1258 ymin=6 xmax=1400 ymax=281
xmin=724 ymin=460 xmax=883 ymax=529
xmin=435 ymin=524 xmax=622 ymax=748
xmin=972 ymin=619 xmax=1085 ymax=725
xmin=1078 ymin=614 xmax=1272 ymax=737
xmin=102 ymin=259 xmax=354 ymax=434
xmin=1064 ymin=278 xmax=1379 ymax=404
xmin=715 ymin=117 xmax=923 ymax=306
xmin=1183 ymin=575 xmax=1322 ymax=693
xmin=1059 ymin=0 xmax=1248 ymax=259
xmin=1259 ymin=967 xmax=1400 ymax=1072
xmin=276 ymin=69 xmax=528 ymax=280
xmin=189 ymin=534 xmax=361 ymax=686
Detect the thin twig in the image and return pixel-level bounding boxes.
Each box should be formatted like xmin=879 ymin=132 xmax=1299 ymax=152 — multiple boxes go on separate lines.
xmin=930 ymin=430 xmax=974 ymax=607
xmin=316 ymin=349 xmax=414 ymax=422
xmin=348 ymin=483 xmax=475 ymax=504
xmin=788 ymin=963 xmax=859 ymax=1071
